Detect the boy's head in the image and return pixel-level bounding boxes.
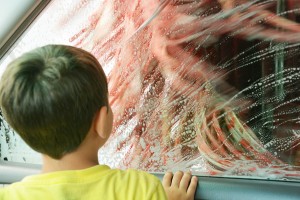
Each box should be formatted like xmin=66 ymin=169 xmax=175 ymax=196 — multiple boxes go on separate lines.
xmin=0 ymin=44 xmax=109 ymax=159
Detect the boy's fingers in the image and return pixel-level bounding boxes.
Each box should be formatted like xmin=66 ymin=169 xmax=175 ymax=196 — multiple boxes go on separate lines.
xmin=179 ymin=171 xmax=192 ymax=191
xmin=162 ymin=172 xmax=173 ymax=187
xmin=171 ymin=171 xmax=184 ymax=187
xmin=187 ymin=176 xmax=198 ymax=196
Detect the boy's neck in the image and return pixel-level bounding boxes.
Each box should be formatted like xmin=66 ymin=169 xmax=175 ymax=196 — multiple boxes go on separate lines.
xmin=41 ymin=136 xmax=100 ymax=173
xmin=42 ymin=152 xmax=99 ymax=173
xmin=41 ymin=124 xmax=107 ymax=173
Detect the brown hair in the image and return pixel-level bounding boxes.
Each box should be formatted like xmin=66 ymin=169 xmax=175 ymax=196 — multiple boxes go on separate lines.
xmin=0 ymin=44 xmax=108 ymax=159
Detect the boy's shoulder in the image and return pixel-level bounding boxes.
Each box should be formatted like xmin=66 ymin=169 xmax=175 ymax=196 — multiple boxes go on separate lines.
xmin=109 ymin=167 xmax=161 ymax=185
xmin=105 ymin=167 xmax=167 ymax=198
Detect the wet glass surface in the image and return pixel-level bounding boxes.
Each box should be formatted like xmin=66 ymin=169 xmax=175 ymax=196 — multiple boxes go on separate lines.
xmin=0 ymin=0 xmax=300 ymax=180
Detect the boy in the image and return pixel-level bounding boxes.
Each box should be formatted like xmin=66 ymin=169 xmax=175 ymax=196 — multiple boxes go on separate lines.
xmin=0 ymin=45 xmax=197 ymax=199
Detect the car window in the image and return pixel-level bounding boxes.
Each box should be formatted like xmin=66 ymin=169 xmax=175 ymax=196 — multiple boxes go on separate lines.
xmin=0 ymin=0 xmax=299 ymax=181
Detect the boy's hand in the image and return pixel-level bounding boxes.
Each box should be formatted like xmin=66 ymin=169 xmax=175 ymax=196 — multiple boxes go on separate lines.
xmin=162 ymin=171 xmax=198 ymax=200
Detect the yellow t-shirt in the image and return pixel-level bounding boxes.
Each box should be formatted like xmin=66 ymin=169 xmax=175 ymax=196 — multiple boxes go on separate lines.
xmin=0 ymin=165 xmax=167 ymax=200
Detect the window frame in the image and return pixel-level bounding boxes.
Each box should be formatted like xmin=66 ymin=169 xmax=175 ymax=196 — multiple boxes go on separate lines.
xmin=0 ymin=0 xmax=51 ymax=60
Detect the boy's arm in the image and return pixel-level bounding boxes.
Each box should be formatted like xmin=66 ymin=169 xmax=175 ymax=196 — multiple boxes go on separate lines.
xmin=162 ymin=171 xmax=198 ymax=200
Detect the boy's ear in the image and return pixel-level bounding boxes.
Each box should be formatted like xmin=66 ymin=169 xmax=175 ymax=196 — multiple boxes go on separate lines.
xmin=94 ymin=106 xmax=109 ymax=139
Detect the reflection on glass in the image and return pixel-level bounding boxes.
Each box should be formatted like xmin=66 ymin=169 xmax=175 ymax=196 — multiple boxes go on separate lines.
xmin=0 ymin=0 xmax=300 ymax=180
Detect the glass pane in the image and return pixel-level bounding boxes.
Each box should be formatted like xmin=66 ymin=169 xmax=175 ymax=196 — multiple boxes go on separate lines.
xmin=1 ymin=0 xmax=300 ymax=180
